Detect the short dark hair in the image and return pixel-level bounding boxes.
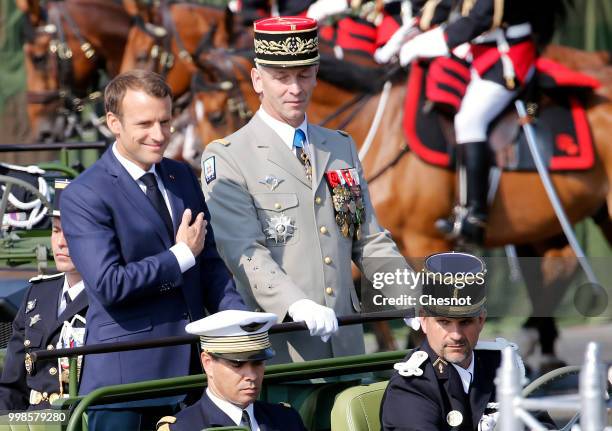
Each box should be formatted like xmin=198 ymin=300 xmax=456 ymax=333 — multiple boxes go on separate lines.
xmin=104 ymin=70 xmax=171 ymax=119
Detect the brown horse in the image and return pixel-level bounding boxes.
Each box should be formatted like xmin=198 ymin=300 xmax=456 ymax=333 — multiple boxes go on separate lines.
xmin=119 ymin=2 xmax=232 ymax=96
xmin=22 ymin=0 xmax=131 ymax=141
xmin=188 ymin=46 xmax=612 ymax=361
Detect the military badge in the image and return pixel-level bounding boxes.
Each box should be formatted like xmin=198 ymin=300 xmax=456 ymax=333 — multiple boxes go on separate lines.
xmin=29 ymin=313 xmax=41 ymax=327
xmin=447 ymin=410 xmax=463 ymax=427
xmin=203 ymin=156 xmax=216 ymax=184
xmin=264 ymin=214 xmax=295 ymax=243
xmin=325 ymin=168 xmax=365 ymax=240
xmin=26 ymin=299 xmax=37 ymax=313
xmin=25 ymin=353 xmax=33 ymax=375
xmin=259 ymin=175 xmax=284 ymax=191
xmin=393 ymin=350 xmax=428 ymax=377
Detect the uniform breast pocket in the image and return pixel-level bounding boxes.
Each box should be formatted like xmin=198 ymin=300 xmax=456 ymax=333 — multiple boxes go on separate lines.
xmin=252 ymin=193 xmax=300 ymax=246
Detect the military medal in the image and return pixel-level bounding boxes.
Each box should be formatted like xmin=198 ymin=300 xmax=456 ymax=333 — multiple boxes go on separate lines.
xmin=447 ymin=410 xmax=463 ymax=427
xmin=26 ymin=299 xmax=37 ymax=313
xmin=259 ymin=175 xmax=284 ymax=191
xmin=29 ymin=313 xmax=41 ymax=327
xmin=300 ymin=152 xmax=312 ymax=181
xmin=25 ymin=353 xmax=33 ymax=375
xmin=325 ymin=169 xmax=365 ymax=240
xmin=265 ymin=214 xmax=295 ymax=243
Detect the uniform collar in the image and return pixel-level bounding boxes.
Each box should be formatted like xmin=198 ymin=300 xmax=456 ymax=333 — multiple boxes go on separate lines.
xmin=206 ymin=388 xmax=257 ymax=429
xmin=62 ymin=277 xmax=85 ymax=302
xmin=256 ymin=106 xmax=309 ymax=151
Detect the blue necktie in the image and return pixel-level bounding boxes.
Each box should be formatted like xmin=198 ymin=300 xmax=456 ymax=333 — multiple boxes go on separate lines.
xmin=293 ymin=128 xmax=306 ymax=163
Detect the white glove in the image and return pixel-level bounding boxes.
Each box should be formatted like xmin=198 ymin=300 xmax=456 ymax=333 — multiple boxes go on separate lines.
xmin=288 ymin=299 xmax=338 ymax=342
xmin=478 ymin=412 xmax=499 ymax=431
xmin=374 ymin=19 xmax=418 ymax=64
xmin=404 ymin=317 xmax=421 ymax=331
xmin=306 ymin=0 xmax=349 ymax=21
xmin=399 ymin=26 xmax=449 ymax=66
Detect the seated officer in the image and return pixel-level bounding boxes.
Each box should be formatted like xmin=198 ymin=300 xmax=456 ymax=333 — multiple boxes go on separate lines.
xmin=380 ymin=252 xmax=555 ymax=431
xmin=0 ymin=179 xmax=88 ymax=411
xmin=157 ymin=310 xmax=306 ymax=431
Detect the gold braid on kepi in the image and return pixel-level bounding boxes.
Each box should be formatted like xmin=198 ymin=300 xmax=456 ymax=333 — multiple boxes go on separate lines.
xmin=186 ymin=310 xmax=277 ymax=362
xmin=253 ymin=16 xmax=319 ymax=68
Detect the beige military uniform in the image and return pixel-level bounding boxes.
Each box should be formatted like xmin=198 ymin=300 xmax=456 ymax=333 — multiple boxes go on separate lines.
xmin=202 ymin=114 xmax=410 ymax=363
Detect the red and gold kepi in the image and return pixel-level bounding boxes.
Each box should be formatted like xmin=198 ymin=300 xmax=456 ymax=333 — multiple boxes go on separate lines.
xmin=254 ymin=16 xmax=319 ymax=67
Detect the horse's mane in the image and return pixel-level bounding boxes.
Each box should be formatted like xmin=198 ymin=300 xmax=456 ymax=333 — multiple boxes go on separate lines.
xmin=528 ymin=0 xmax=572 ymax=49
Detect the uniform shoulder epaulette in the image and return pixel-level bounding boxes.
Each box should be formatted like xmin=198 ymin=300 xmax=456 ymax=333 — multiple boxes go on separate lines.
xmin=156 ymin=416 xmax=176 ymax=431
xmin=336 ymin=130 xmax=349 ymax=137
xmin=393 ymin=350 xmax=428 ymax=377
xmin=29 ymin=272 xmax=64 ymax=283
xmin=209 ymin=138 xmax=231 ymax=146
xmin=278 ymin=401 xmax=292 ymax=408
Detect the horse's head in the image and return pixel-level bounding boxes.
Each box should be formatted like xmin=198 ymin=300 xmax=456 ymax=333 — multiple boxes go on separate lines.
xmin=120 ymin=3 xmax=232 ymax=97
xmin=189 ymin=50 xmax=258 ymax=146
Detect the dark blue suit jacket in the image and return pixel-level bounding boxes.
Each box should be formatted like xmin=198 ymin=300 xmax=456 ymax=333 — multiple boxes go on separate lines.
xmin=168 ymin=391 xmax=307 ymax=431
xmin=0 ymin=274 xmax=88 ymax=410
xmin=61 ymin=149 xmax=245 ymax=394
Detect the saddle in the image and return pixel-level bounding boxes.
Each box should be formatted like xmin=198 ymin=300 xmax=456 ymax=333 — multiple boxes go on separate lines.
xmin=403 ymin=57 xmax=600 ymax=172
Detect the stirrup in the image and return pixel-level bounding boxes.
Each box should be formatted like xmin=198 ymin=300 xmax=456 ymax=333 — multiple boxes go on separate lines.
xmin=435 ymin=205 xmax=487 ymax=245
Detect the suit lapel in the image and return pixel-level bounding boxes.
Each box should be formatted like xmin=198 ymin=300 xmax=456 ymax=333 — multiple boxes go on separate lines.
xmin=308 ymin=125 xmax=331 ymax=191
xmin=157 ymin=160 xmax=184 ymax=232
xmin=469 ymin=352 xmax=495 ymax=426
xmin=249 ymin=115 xmax=312 ymax=189
xmin=102 ymin=149 xmax=172 ymax=246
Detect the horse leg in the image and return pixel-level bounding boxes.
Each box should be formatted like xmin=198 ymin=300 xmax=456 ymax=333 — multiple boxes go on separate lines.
xmin=515 ymin=238 xmax=578 ymax=374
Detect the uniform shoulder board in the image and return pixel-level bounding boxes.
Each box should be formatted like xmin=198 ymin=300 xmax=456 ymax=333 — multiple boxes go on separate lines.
xmin=393 ymin=350 xmax=428 ymax=377
xmin=29 ymin=272 xmax=64 ymax=283
xmin=209 ymin=138 xmax=231 ymax=146
xmin=156 ymin=416 xmax=177 ymax=431
xmin=278 ymin=402 xmax=292 ymax=408
xmin=336 ymin=130 xmax=349 ymax=137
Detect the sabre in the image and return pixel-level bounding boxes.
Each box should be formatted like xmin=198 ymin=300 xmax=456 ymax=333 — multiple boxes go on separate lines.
xmin=515 ymin=100 xmax=600 ymax=286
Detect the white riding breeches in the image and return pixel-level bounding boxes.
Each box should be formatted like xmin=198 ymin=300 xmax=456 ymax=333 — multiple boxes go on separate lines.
xmin=454 ymin=70 xmax=516 ymax=144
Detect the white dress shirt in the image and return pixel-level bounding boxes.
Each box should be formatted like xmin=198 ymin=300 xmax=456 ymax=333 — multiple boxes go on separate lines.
xmin=451 ymin=352 xmax=475 ymax=394
xmin=57 ymin=277 xmax=85 ymax=318
xmin=206 ymin=388 xmax=260 ymax=431
xmin=112 ymin=143 xmax=195 ymax=273
xmin=257 ymin=106 xmax=310 ymax=156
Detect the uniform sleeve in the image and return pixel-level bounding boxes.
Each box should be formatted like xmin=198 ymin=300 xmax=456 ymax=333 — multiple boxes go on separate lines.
xmin=444 ymin=0 xmax=496 ymax=49
xmin=61 ymin=181 xmax=183 ymax=306
xmin=185 ymin=165 xmax=247 ymax=313
xmin=0 ymin=289 xmax=31 ymax=411
xmin=201 ymin=143 xmax=308 ymax=320
xmin=381 ymin=374 xmax=446 ymax=431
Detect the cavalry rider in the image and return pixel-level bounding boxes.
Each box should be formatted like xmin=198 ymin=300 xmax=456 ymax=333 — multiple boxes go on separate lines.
xmin=398 ymin=0 xmax=558 ymax=244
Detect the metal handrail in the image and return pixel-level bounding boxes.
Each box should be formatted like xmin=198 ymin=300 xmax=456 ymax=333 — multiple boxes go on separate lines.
xmin=0 ymin=142 xmax=108 ymax=152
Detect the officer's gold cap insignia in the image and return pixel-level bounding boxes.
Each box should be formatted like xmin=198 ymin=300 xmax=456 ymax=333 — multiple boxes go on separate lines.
xmin=393 ymin=350 xmax=428 ymax=377
xmin=447 ymin=410 xmax=463 ymax=427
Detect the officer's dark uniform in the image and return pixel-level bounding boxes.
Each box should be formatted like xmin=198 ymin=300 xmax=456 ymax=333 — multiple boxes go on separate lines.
xmin=380 ymin=252 xmax=555 ymax=430
xmin=0 ymin=179 xmax=88 ymax=411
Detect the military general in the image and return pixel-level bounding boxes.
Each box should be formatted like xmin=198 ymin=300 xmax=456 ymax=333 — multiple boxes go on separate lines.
xmin=201 ymin=16 xmax=413 ymax=364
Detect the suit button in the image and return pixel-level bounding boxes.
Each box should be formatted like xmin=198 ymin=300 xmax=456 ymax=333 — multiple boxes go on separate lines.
xmin=47 ymin=345 xmax=54 ymax=350
xmin=319 ymin=226 xmax=328 ymax=234
xmin=49 ymin=367 xmax=57 ymax=376
xmin=325 ymin=287 xmax=334 ymax=295
xmin=274 ymin=203 xmax=282 ymax=210
xmin=24 ymin=340 xmax=31 ymax=347
xmin=324 ymin=256 xmax=332 ymax=265
xmin=315 ymin=196 xmax=322 ymax=205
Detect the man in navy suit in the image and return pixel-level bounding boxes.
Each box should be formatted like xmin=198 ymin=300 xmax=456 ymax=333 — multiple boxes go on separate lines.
xmin=156 ymin=310 xmax=306 ymax=431
xmin=60 ymin=70 xmax=246 ymax=429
